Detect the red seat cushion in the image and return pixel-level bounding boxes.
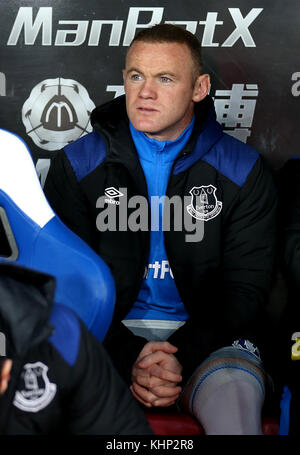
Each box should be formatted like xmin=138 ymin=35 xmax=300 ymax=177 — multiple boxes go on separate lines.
xmin=145 ymin=412 xmax=279 ymax=435
xmin=262 ymin=417 xmax=280 ymax=435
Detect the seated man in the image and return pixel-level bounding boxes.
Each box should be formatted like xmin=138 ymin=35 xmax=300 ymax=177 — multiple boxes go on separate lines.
xmin=44 ymin=24 xmax=277 ymax=434
xmin=276 ymin=156 xmax=300 ymax=435
xmin=0 ymin=263 xmax=152 ymax=435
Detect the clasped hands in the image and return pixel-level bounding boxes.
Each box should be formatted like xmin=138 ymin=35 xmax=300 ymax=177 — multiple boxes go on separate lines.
xmin=130 ymin=341 xmax=183 ymax=408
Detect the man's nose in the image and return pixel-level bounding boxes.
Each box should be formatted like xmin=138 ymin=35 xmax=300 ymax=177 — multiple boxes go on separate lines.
xmin=138 ymin=79 xmax=157 ymax=99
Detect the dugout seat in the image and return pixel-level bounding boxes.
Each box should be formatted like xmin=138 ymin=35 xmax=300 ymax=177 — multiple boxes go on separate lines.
xmin=145 ymin=411 xmax=279 ymax=435
xmin=0 ymin=128 xmax=115 ymax=342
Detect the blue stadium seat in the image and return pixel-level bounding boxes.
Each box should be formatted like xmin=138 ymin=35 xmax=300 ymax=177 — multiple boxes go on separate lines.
xmin=0 ymin=128 xmax=115 ymax=342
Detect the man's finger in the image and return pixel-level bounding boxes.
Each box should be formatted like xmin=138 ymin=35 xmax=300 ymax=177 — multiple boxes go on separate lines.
xmin=139 ymin=341 xmax=178 ymax=357
xmin=139 ymin=351 xmax=178 ymax=370
xmin=130 ymin=385 xmax=152 ymax=408
xmin=153 ymin=397 xmax=178 ymax=407
xmin=131 ymin=381 xmax=158 ymax=405
xmin=148 ymin=363 xmax=182 ymax=383
xmin=135 ymin=373 xmax=168 ymax=389
xmin=131 ymin=366 xmax=150 ymax=383
xmin=150 ymin=384 xmax=182 ymax=399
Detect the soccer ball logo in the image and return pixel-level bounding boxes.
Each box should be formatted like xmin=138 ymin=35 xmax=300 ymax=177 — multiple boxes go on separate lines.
xmin=22 ymin=77 xmax=95 ymax=151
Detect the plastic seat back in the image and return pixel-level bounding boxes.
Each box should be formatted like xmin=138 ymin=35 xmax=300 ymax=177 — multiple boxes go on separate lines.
xmin=0 ymin=128 xmax=115 ymax=341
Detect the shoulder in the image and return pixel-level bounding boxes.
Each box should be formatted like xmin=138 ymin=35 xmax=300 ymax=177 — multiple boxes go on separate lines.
xmin=63 ymin=131 xmax=106 ymax=182
xmin=47 ymin=304 xmax=81 ymax=367
xmin=203 ymin=133 xmax=259 ymax=187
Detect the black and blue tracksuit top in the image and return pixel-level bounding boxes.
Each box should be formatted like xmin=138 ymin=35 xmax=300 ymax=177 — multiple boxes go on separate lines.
xmin=44 ymin=94 xmax=277 ymax=384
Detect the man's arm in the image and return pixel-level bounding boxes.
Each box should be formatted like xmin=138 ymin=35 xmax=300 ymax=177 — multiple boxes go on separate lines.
xmin=168 ymin=156 xmax=277 ymax=376
xmin=44 ymin=148 xmax=155 ymax=387
xmin=44 ymin=150 xmax=97 ymax=250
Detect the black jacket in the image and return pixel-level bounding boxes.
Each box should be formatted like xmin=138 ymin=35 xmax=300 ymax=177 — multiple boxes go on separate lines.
xmin=277 ymin=158 xmax=300 ymax=294
xmin=276 ymin=158 xmax=300 ymax=435
xmin=0 ymin=263 xmax=152 ymax=434
xmin=44 ymin=95 xmax=277 ymax=383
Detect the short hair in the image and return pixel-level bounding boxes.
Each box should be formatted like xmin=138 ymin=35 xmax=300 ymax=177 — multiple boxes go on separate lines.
xmin=127 ymin=24 xmax=203 ymax=78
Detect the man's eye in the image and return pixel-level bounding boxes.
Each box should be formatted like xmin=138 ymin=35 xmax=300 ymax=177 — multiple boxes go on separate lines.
xmin=161 ymin=76 xmax=172 ymax=83
xmin=131 ymin=74 xmax=142 ymax=81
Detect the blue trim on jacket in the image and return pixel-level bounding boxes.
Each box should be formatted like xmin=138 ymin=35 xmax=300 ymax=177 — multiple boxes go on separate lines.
xmin=174 ymin=108 xmax=258 ymax=187
xmin=279 ymin=385 xmax=292 ymax=435
xmin=289 ymin=153 xmax=300 ymax=160
xmin=202 ymin=133 xmax=259 ymax=187
xmin=64 ymin=131 xmax=106 ymax=182
xmin=64 ymin=106 xmax=259 ymax=189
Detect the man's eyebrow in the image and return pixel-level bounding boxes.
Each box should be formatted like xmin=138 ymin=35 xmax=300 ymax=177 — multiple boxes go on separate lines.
xmin=126 ymin=67 xmax=143 ymax=74
xmin=126 ymin=68 xmax=178 ymax=78
xmin=156 ymin=71 xmax=177 ymax=78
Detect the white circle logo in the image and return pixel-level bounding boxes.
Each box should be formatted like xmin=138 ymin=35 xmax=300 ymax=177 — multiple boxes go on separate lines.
xmin=22 ymin=77 xmax=95 ymax=151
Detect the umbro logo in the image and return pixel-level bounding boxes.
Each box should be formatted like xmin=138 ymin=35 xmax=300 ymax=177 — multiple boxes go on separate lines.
xmin=104 ymin=187 xmax=124 ymax=205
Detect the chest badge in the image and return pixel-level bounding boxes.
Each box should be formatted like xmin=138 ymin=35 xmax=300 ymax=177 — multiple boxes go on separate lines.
xmin=13 ymin=362 xmax=57 ymax=413
xmin=187 ymin=185 xmax=222 ymax=221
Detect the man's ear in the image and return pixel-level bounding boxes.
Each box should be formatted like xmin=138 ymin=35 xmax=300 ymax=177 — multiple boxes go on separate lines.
xmin=192 ymin=74 xmax=211 ymax=103
xmin=0 ymin=359 xmax=12 ymax=394
xmin=122 ymin=69 xmax=126 ymax=83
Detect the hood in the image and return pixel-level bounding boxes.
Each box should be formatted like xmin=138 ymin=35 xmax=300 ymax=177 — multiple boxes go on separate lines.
xmin=90 ymin=94 xmax=223 ymax=175
xmin=91 ymin=94 xmax=128 ymax=132
xmin=0 ymin=263 xmax=55 ymax=359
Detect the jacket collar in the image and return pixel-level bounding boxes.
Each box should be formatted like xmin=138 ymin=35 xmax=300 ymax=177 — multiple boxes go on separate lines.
xmin=90 ymin=94 xmax=223 ymax=177
xmin=173 ymin=96 xmax=223 ymax=175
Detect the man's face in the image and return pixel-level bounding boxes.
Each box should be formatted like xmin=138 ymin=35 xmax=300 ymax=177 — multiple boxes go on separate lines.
xmin=123 ymin=41 xmax=209 ymax=141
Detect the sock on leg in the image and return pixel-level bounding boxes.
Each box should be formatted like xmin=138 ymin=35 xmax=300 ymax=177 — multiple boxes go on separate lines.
xmin=179 ymin=346 xmax=266 ymax=435
xmin=192 ymin=368 xmax=264 ymax=435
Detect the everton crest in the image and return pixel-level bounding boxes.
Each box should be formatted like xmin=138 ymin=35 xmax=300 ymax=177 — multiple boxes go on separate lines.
xmin=13 ymin=362 xmax=57 ymax=413
xmin=187 ymin=185 xmax=222 ymax=221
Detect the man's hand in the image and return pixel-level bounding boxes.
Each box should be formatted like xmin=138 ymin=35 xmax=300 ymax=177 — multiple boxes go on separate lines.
xmin=130 ymin=341 xmax=183 ymax=407
xmin=0 ymin=359 xmax=12 ymax=395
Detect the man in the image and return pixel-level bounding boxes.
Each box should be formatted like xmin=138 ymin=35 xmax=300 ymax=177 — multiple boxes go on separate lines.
xmin=44 ymin=24 xmax=277 ymax=434
xmin=0 ymin=263 xmax=152 ymax=435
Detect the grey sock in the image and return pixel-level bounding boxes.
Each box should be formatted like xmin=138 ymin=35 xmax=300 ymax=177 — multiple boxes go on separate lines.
xmin=191 ymin=368 xmax=264 ymax=435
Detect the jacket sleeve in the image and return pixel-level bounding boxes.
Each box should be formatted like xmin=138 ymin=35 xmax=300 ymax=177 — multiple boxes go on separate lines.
xmin=66 ymin=320 xmax=152 ymax=435
xmin=43 ymin=150 xmax=98 ymax=250
xmin=44 ymin=150 xmax=149 ymax=383
xmin=168 ymin=156 xmax=277 ymax=378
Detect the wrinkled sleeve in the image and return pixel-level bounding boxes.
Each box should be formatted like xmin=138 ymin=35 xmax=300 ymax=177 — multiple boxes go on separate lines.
xmin=43 ymin=150 xmax=97 ymax=250
xmin=44 ymin=150 xmax=149 ymax=384
xmin=67 ymin=320 xmax=152 ymax=435
xmin=168 ymin=157 xmax=277 ymax=378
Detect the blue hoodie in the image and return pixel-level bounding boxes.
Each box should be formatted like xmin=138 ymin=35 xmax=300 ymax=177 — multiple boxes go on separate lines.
xmin=124 ymin=118 xmax=194 ymax=322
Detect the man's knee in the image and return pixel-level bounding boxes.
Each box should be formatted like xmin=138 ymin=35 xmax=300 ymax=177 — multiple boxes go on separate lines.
xmin=179 ymin=345 xmax=267 ymax=415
